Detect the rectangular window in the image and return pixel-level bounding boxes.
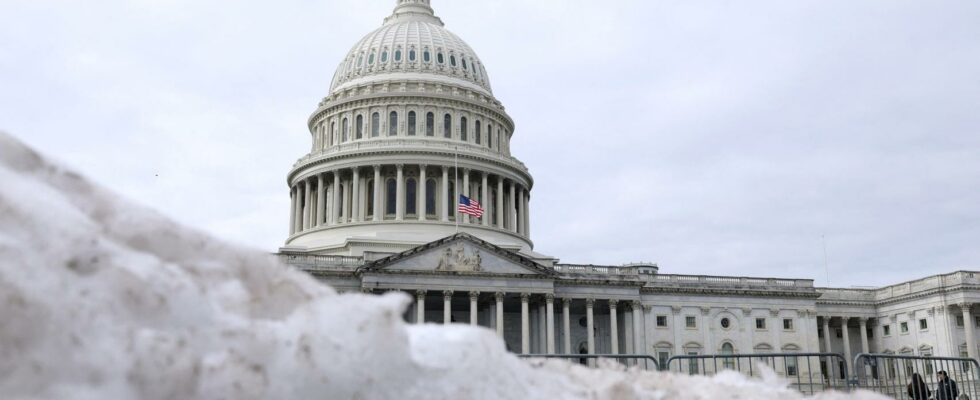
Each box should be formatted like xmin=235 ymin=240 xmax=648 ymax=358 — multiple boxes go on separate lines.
xmin=685 ymin=316 xmax=697 ymax=329
xmin=657 ymin=351 xmax=670 ymax=369
xmin=900 ymin=322 xmax=909 ymax=333
xmin=756 ymin=318 xmax=766 ymax=330
xmin=919 ymin=319 xmax=928 ymax=330
xmin=957 ymin=315 xmax=965 ymax=327
xmin=786 ymin=357 xmax=798 ymax=376
xmin=656 ymin=315 xmax=668 ymax=327
xmin=687 ymin=352 xmax=699 ymax=374
xmin=783 ymin=318 xmax=793 ymax=330
xmin=883 ymin=325 xmax=891 ymax=336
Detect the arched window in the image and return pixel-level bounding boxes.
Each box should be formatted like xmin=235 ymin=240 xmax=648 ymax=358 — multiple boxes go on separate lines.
xmin=460 ymin=117 xmax=468 ymax=141
xmin=329 ymin=122 xmax=336 ymax=146
xmin=423 ymin=49 xmax=431 ymax=63
xmin=408 ymin=111 xmax=416 ymax=136
xmin=446 ymin=181 xmax=455 ymax=220
xmin=462 ymin=58 xmax=468 ymax=70
xmin=385 ymin=179 xmax=396 ymax=216
xmin=366 ymin=179 xmax=374 ymax=218
xmin=380 ymin=50 xmax=388 ymax=63
xmin=355 ymin=115 xmax=363 ymax=139
xmin=720 ymin=343 xmax=735 ymax=369
xmin=425 ymin=179 xmax=436 ymax=216
xmin=425 ymin=112 xmax=434 ymax=136
xmin=475 ymin=121 xmax=481 ymax=144
xmin=437 ymin=52 xmax=444 ymax=64
xmin=368 ymin=51 xmax=375 ymax=65
xmin=371 ymin=113 xmax=380 ymax=137
xmin=486 ymin=124 xmax=492 ymax=147
xmin=388 ymin=111 xmax=398 ymax=136
xmin=394 ymin=49 xmax=401 ymax=62
xmin=342 ymin=118 xmax=349 ymax=142
xmin=443 ymin=114 xmax=452 ymax=138
xmin=409 ymin=49 xmax=416 ymax=62
xmin=406 ymin=178 xmax=417 ymax=215
xmin=450 ymin=55 xmax=457 ymax=67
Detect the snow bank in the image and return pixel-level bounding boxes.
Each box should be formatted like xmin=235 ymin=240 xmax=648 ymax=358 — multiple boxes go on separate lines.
xmin=0 ymin=131 xmax=888 ymax=399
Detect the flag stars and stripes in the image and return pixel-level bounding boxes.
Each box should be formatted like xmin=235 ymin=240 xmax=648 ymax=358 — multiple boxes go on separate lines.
xmin=458 ymin=195 xmax=484 ymax=218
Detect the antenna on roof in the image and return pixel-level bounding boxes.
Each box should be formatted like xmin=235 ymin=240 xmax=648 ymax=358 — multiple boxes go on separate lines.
xmin=822 ymin=234 xmax=830 ymax=286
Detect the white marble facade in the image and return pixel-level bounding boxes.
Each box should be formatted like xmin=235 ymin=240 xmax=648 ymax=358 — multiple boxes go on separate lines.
xmin=279 ymin=0 xmax=979 ymax=367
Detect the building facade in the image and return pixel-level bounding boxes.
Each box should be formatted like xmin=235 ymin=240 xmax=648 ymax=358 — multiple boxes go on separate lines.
xmin=280 ymin=0 xmax=980 ymax=378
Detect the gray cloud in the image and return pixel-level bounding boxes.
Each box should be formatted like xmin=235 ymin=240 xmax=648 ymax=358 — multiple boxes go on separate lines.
xmin=2 ymin=0 xmax=978 ymax=287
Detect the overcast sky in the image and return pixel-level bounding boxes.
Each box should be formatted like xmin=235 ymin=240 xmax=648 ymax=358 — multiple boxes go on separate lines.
xmin=2 ymin=0 xmax=978 ymax=288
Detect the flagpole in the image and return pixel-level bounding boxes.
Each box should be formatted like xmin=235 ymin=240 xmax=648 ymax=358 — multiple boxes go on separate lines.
xmin=454 ymin=145 xmax=459 ymax=234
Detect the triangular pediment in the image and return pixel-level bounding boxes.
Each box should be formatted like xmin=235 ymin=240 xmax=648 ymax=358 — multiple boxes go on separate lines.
xmin=357 ymin=233 xmax=557 ymax=276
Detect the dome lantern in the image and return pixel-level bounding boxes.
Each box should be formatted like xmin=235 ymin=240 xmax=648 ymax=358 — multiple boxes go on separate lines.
xmin=385 ymin=0 xmax=442 ymax=26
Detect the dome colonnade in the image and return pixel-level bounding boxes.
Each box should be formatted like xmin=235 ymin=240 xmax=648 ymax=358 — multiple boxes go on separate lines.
xmin=283 ymin=0 xmax=535 ymax=255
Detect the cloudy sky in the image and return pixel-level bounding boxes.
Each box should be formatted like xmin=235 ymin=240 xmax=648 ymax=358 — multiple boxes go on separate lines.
xmin=2 ymin=0 xmax=978 ymax=287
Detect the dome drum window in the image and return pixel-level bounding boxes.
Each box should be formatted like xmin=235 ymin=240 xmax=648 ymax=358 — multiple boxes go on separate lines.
xmin=380 ymin=50 xmax=389 ymax=63
xmin=437 ymin=52 xmax=444 ymax=64
xmin=368 ymin=51 xmax=376 ymax=65
xmin=423 ymin=49 xmax=431 ymax=63
xmin=409 ymin=48 xmax=417 ymax=62
xmin=449 ymin=55 xmax=457 ymax=67
xmin=394 ymin=49 xmax=402 ymax=62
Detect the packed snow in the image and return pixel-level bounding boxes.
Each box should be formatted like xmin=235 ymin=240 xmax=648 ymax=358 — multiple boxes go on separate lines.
xmin=0 ymin=130 xmax=888 ymax=399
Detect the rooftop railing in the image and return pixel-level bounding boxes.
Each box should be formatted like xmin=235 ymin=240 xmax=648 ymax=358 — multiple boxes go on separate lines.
xmin=279 ymin=254 xmax=362 ymax=272
xmin=651 ymin=274 xmax=814 ymax=288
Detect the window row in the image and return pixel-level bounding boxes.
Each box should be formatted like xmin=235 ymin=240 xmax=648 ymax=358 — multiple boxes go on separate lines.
xmin=345 ymin=46 xmax=487 ymax=83
xmin=317 ymin=111 xmax=506 ymax=150
xmin=662 ymin=315 xmax=795 ymax=331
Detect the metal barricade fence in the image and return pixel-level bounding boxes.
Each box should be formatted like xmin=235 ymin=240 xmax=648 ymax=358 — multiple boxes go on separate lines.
xmin=665 ymin=353 xmax=850 ymax=395
xmin=853 ymin=353 xmax=980 ymax=399
xmin=517 ymin=354 xmax=660 ymax=371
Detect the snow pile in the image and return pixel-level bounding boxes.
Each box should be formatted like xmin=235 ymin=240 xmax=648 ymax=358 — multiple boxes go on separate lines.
xmin=0 ymin=131 xmax=887 ymax=399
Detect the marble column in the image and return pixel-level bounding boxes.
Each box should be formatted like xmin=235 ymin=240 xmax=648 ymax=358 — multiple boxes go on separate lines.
xmin=288 ymin=187 xmax=296 ymax=234
xmin=372 ymin=165 xmax=382 ymax=222
xmin=841 ymin=317 xmax=853 ymax=376
xmin=524 ymin=190 xmax=530 ymax=237
xmin=462 ymin=169 xmax=470 ymax=224
xmin=496 ymin=178 xmax=504 ymax=228
xmin=316 ymin=174 xmax=325 ymax=226
xmin=441 ymin=167 xmax=449 ymax=222
xmin=518 ymin=188 xmax=527 ymax=236
xmin=610 ymin=300 xmax=619 ymax=354
xmin=481 ymin=172 xmax=489 ymax=226
xmin=418 ymin=165 xmax=427 ymax=221
xmin=964 ymin=304 xmax=978 ymax=360
xmin=351 ymin=168 xmax=360 ymax=222
xmin=521 ymin=293 xmax=530 ymax=354
xmin=562 ymin=298 xmax=572 ymax=354
xmin=859 ymin=317 xmax=870 ymax=377
xmin=395 ymin=164 xmax=405 ymax=220
xmin=469 ymin=291 xmax=478 ymax=325
xmin=546 ymin=294 xmax=555 ymax=354
xmin=416 ymin=290 xmax=426 ymax=324
xmin=301 ymin=179 xmax=310 ymax=229
xmin=443 ymin=290 xmax=453 ymax=324
xmin=331 ymin=172 xmax=340 ymax=225
xmin=822 ymin=317 xmax=834 ymax=379
xmin=343 ymin=177 xmax=352 ymax=222
xmin=508 ymin=181 xmax=517 ymax=232
xmin=632 ymin=301 xmax=644 ymax=355
xmin=495 ymin=292 xmax=504 ymax=337
xmin=586 ymin=298 xmax=595 ymax=355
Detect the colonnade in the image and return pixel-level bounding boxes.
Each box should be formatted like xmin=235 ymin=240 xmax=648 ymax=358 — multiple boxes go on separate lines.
xmin=821 ymin=316 xmax=873 ymax=378
xmin=410 ymin=290 xmax=646 ymax=356
xmin=288 ymin=164 xmax=530 ymax=237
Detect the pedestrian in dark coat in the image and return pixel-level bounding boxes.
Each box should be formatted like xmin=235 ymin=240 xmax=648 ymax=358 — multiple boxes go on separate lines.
xmin=907 ymin=373 xmax=930 ymax=400
xmin=936 ymin=370 xmax=959 ymax=400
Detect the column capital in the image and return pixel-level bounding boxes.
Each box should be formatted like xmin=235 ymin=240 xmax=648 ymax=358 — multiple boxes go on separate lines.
xmin=469 ymin=291 xmax=479 ymax=301
xmin=562 ymin=297 xmax=572 ymax=306
xmin=585 ymin=298 xmax=595 ymax=308
xmin=520 ymin=292 xmax=530 ymax=302
xmin=494 ymin=292 xmax=505 ymax=301
xmin=416 ymin=290 xmax=426 ymax=299
xmin=443 ymin=290 xmax=454 ymax=299
xmin=609 ymin=299 xmax=619 ymax=309
xmin=545 ymin=293 xmax=555 ymax=303
xmin=961 ymin=303 xmax=974 ymax=311
xmin=632 ymin=300 xmax=643 ymax=309
xmin=419 ymin=163 xmax=428 ymax=170
xmin=373 ymin=164 xmax=382 ymax=170
xmin=396 ymin=164 xmax=404 ymax=170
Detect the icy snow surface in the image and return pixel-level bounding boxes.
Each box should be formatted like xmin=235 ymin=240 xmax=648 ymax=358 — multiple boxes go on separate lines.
xmin=0 ymin=130 xmax=888 ymax=399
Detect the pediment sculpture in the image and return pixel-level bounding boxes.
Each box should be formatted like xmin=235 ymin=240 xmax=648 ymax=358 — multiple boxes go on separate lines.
xmin=436 ymin=243 xmax=482 ymax=272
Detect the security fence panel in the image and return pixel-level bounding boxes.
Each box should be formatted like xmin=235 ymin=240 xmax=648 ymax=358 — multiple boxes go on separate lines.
xmin=853 ymin=353 xmax=980 ymax=399
xmin=518 ymin=354 xmax=660 ymax=371
xmin=665 ymin=353 xmax=850 ymax=395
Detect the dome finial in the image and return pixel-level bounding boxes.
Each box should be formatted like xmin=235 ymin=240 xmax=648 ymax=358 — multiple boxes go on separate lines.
xmin=386 ymin=0 xmax=442 ymax=26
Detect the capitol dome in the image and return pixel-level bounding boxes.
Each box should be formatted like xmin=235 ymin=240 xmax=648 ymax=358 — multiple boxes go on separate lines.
xmin=330 ymin=0 xmax=492 ymax=95
xmin=283 ymin=0 xmax=542 ymax=261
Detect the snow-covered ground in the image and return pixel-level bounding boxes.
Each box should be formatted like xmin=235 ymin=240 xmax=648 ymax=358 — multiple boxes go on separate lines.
xmin=0 ymin=130 xmax=887 ymax=399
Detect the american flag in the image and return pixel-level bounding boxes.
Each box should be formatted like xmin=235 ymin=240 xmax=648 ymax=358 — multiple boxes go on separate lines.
xmin=457 ymin=195 xmax=484 ymax=218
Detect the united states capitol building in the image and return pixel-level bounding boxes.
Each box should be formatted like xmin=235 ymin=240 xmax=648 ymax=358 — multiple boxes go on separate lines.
xmin=279 ymin=0 xmax=980 ymax=376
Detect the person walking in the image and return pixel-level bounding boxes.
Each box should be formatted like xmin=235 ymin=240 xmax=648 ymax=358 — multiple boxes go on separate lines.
xmin=936 ymin=370 xmax=959 ymax=400
xmin=907 ymin=373 xmax=931 ymax=400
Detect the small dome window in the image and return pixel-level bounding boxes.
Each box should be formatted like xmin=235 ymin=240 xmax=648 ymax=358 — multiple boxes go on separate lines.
xmin=449 ymin=55 xmax=457 ymax=67
xmin=394 ymin=49 xmax=402 ymax=62
xmin=423 ymin=49 xmax=431 ymax=62
xmin=357 ymin=54 xmax=363 ymax=67
xmin=368 ymin=52 xmax=375 ymax=65
xmin=409 ymin=49 xmax=417 ymax=61
xmin=462 ymin=58 xmax=468 ymax=70
xmin=380 ymin=50 xmax=388 ymax=63
xmin=437 ymin=52 xmax=444 ymax=64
